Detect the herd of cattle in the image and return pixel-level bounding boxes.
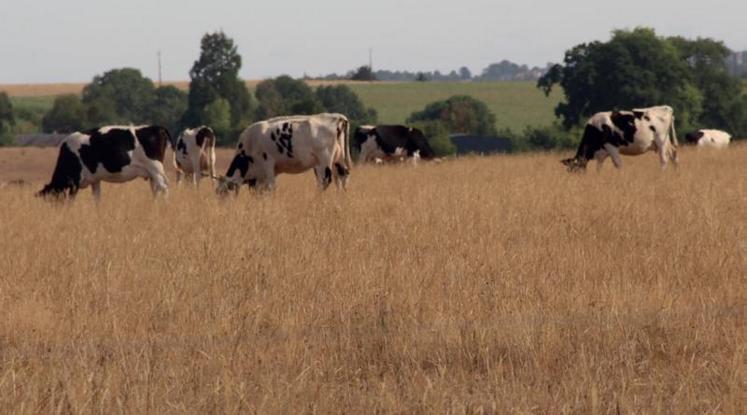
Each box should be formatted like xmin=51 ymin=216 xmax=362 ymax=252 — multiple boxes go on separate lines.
xmin=35 ymin=106 xmax=733 ymax=200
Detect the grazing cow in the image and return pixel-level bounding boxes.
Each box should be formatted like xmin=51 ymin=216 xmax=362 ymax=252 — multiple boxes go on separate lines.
xmin=37 ymin=125 xmax=171 ymax=200
xmin=685 ymin=129 xmax=731 ymax=149
xmin=354 ymin=125 xmax=435 ymax=164
xmin=562 ymin=105 xmax=678 ymax=172
xmin=173 ymin=126 xmax=217 ymax=186
xmin=216 ymin=113 xmax=351 ymax=194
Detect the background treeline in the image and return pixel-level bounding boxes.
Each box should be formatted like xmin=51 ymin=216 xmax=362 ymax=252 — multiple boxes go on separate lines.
xmin=317 ymin=60 xmax=552 ymax=82
xmin=1 ymin=28 xmax=744 ymax=155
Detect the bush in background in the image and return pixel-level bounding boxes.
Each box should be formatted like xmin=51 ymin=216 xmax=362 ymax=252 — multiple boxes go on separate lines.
xmin=42 ymin=95 xmax=87 ymax=133
xmin=408 ymin=95 xmax=497 ymax=136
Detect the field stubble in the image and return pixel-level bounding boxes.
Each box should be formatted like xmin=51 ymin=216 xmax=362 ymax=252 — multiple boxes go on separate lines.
xmin=0 ymin=146 xmax=744 ymax=413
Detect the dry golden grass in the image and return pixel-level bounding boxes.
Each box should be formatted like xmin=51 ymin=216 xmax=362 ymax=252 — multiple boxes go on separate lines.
xmin=0 ymin=146 xmax=744 ymax=413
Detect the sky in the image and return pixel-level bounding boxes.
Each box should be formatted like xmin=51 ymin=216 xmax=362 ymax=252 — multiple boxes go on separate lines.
xmin=1 ymin=0 xmax=744 ymax=84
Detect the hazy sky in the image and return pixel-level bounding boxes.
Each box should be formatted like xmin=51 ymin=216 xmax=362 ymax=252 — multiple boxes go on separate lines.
xmin=1 ymin=0 xmax=744 ymax=83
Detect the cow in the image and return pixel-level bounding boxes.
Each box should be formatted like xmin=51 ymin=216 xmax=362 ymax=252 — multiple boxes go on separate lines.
xmin=354 ymin=125 xmax=435 ymax=164
xmin=685 ymin=129 xmax=731 ymax=149
xmin=216 ymin=113 xmax=351 ymax=195
xmin=561 ymin=105 xmax=678 ymax=172
xmin=37 ymin=125 xmax=171 ymax=200
xmin=173 ymin=126 xmax=217 ymax=186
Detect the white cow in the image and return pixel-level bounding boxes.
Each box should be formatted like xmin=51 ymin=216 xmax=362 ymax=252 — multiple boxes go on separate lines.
xmin=173 ymin=126 xmax=217 ymax=186
xmin=37 ymin=125 xmax=171 ymax=200
xmin=217 ymin=113 xmax=351 ymax=194
xmin=562 ymin=105 xmax=678 ymax=171
xmin=685 ymin=129 xmax=731 ymax=149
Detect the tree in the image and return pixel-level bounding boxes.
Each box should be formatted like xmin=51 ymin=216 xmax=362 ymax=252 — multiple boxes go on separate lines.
xmin=0 ymin=93 xmax=15 ymax=146
xmin=149 ymin=86 xmax=188 ymax=136
xmin=459 ymin=67 xmax=472 ymax=80
xmin=0 ymin=92 xmax=14 ymax=127
xmin=82 ymin=68 xmax=155 ymax=125
xmin=315 ymin=85 xmax=377 ymax=125
xmin=202 ymin=98 xmax=232 ymax=145
xmin=42 ymin=95 xmax=87 ymax=133
xmin=183 ymin=31 xmax=254 ymax=133
xmin=538 ymin=28 xmax=705 ymax=131
xmin=255 ymin=75 xmax=322 ymax=119
xmin=415 ymin=72 xmax=428 ymax=82
xmin=669 ymin=37 xmax=747 ymax=135
xmin=408 ymin=95 xmax=497 ymax=136
xmin=350 ymin=66 xmax=376 ymax=81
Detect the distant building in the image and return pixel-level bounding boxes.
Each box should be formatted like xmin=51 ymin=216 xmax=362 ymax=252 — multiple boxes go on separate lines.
xmin=450 ymin=134 xmax=513 ymax=155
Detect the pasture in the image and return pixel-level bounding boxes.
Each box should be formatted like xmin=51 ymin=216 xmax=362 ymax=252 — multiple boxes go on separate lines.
xmin=0 ymin=145 xmax=743 ymax=413
xmin=5 ymin=81 xmax=561 ymax=134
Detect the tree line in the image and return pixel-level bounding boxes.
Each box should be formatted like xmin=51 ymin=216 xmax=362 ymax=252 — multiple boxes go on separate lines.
xmin=318 ymin=60 xmax=552 ymax=82
xmin=1 ymin=28 xmax=744 ymax=153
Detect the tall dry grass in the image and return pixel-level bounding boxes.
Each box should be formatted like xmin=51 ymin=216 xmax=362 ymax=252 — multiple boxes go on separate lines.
xmin=0 ymin=146 xmax=744 ymax=413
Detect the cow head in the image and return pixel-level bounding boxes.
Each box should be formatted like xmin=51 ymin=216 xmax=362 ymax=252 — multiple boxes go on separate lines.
xmin=685 ymin=131 xmax=705 ymax=144
xmin=215 ymin=176 xmax=240 ymax=197
xmin=36 ymin=183 xmax=73 ymax=201
xmin=561 ymin=157 xmax=587 ymax=173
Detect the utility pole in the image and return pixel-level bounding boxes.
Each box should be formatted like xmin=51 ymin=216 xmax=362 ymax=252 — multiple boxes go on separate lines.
xmin=368 ymin=48 xmax=373 ymax=71
xmin=157 ymin=50 xmax=163 ymax=87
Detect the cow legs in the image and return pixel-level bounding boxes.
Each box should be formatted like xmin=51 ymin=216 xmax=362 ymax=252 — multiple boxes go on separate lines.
xmin=314 ymin=165 xmax=333 ymax=191
xmin=91 ymin=182 xmax=101 ymax=202
xmin=191 ymin=154 xmax=202 ymax=187
xmin=333 ymin=162 xmax=350 ymax=190
xmin=593 ymin=150 xmax=609 ymax=172
xmin=175 ymin=169 xmax=183 ymax=185
xmin=656 ymin=140 xmax=677 ymax=170
xmin=603 ymin=144 xmax=623 ymax=169
xmin=146 ymin=164 xmax=169 ymax=197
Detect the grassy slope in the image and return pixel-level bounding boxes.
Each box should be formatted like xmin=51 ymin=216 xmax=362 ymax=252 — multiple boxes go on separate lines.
xmin=0 ymin=145 xmax=742 ymax=412
xmin=5 ymin=81 xmax=563 ymax=133
xmin=349 ymin=81 xmax=562 ymax=132
xmin=10 ymin=96 xmax=55 ymax=115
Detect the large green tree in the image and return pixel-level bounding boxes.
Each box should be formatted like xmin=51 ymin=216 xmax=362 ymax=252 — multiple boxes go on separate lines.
xmin=315 ymin=85 xmax=377 ymax=126
xmin=0 ymin=92 xmax=14 ymax=127
xmin=255 ymin=75 xmax=323 ymax=119
xmin=538 ymin=28 xmax=746 ymax=136
xmin=42 ymin=95 xmax=87 ymax=133
xmin=408 ymin=95 xmax=497 ymax=136
xmin=202 ymin=98 xmax=232 ymax=145
xmin=82 ymin=68 xmax=155 ymax=125
xmin=149 ymin=86 xmax=188 ymax=136
xmin=669 ymin=36 xmax=747 ymax=134
xmin=0 ymin=92 xmax=14 ymax=146
xmin=183 ymin=31 xmax=254 ymax=134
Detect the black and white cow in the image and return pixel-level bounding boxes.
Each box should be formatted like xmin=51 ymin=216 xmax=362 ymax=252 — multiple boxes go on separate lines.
xmin=354 ymin=125 xmax=435 ymax=164
xmin=562 ymin=105 xmax=678 ymax=172
xmin=685 ymin=129 xmax=731 ymax=149
xmin=37 ymin=125 xmax=171 ymax=200
xmin=173 ymin=126 xmax=217 ymax=186
xmin=216 ymin=113 xmax=351 ymax=194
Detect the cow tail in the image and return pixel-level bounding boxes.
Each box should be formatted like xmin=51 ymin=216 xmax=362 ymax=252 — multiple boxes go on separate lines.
xmin=669 ymin=116 xmax=679 ymax=148
xmin=342 ymin=118 xmax=352 ymax=170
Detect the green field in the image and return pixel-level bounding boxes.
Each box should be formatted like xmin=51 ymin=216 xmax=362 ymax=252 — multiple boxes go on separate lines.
xmin=350 ymin=81 xmax=562 ymax=132
xmin=8 ymin=82 xmax=562 ymax=134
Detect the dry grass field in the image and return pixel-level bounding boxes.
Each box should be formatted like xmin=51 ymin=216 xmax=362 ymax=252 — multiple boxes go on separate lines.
xmin=0 ymin=145 xmax=744 ymax=413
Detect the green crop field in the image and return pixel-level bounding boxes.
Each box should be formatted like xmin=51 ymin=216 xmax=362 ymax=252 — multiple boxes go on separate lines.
xmin=6 ymin=81 xmax=562 ymax=134
xmin=349 ymin=81 xmax=562 ymax=132
xmin=10 ymin=96 xmax=55 ymax=115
